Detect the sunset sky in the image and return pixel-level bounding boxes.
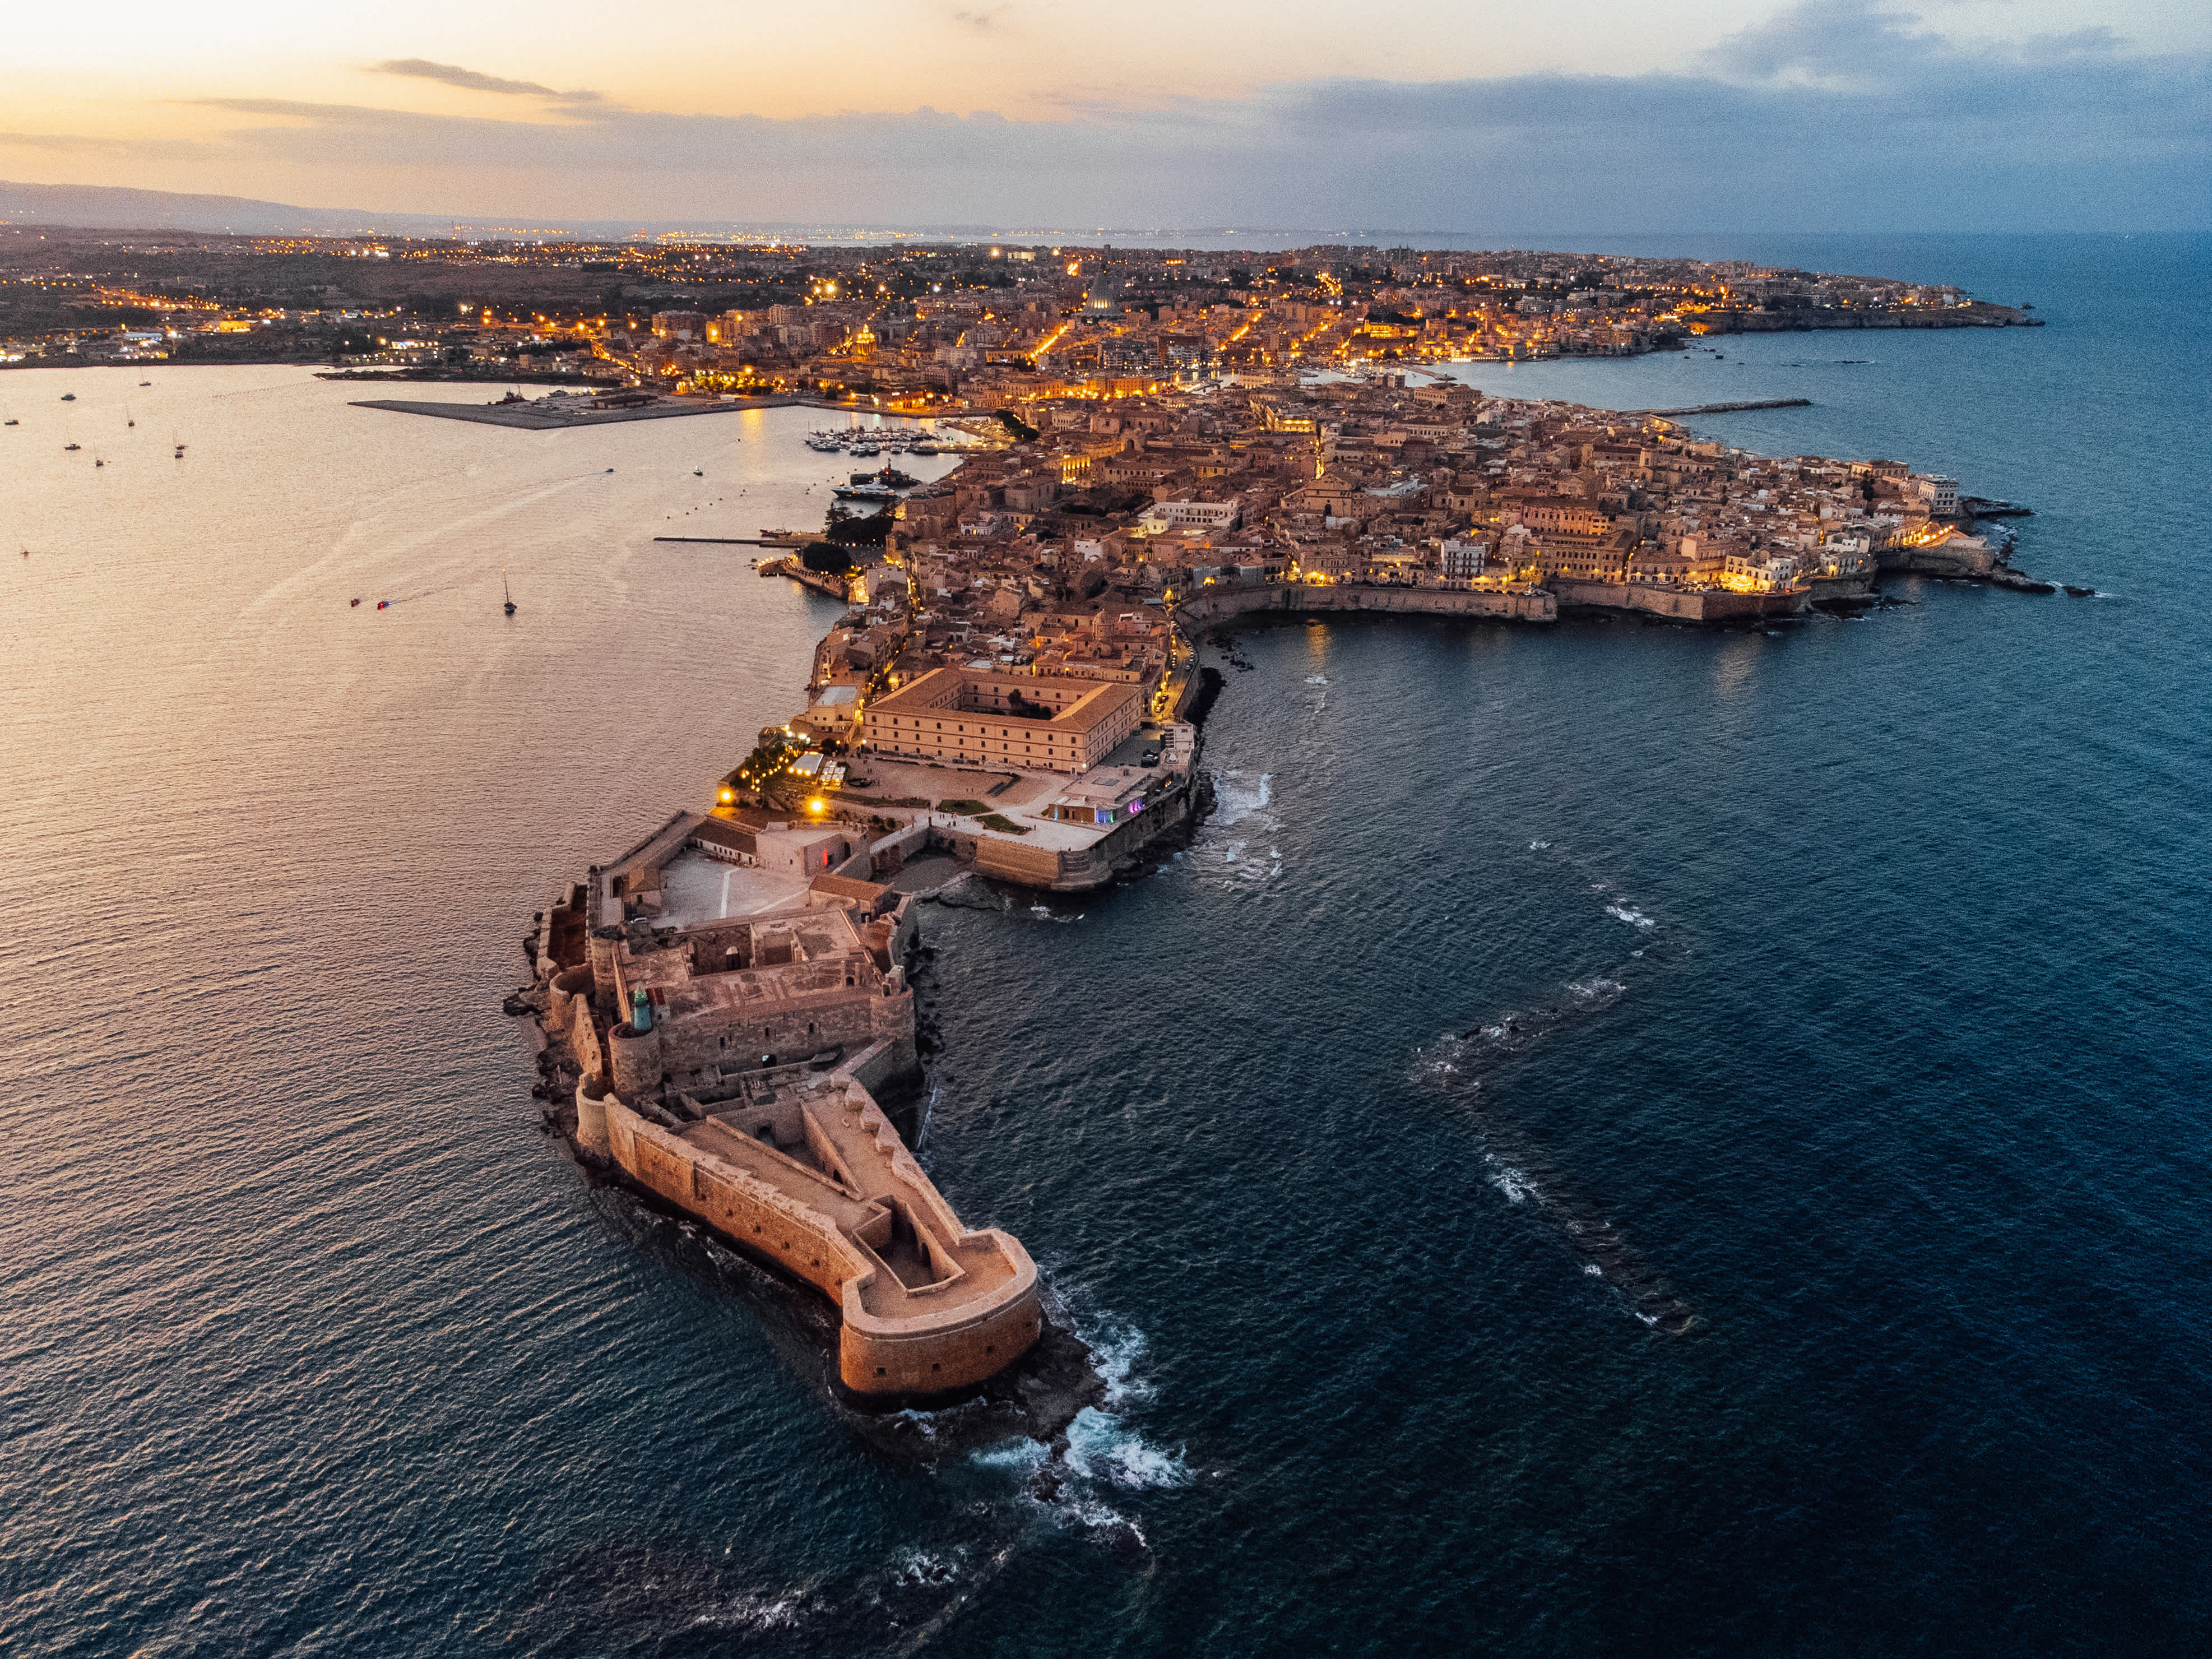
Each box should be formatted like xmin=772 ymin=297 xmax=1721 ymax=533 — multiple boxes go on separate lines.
xmin=3 ymin=0 xmax=2205 ymax=229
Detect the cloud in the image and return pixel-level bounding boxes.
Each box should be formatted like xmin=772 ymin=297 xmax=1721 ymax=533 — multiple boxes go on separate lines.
xmin=1700 ymin=0 xmax=2124 ymax=89
xmin=951 ymin=6 xmax=1007 ymax=28
xmin=370 ymin=58 xmax=600 ymax=103
xmin=0 ymin=131 xmax=221 ymax=161
xmin=16 ymin=5 xmax=2204 ymax=232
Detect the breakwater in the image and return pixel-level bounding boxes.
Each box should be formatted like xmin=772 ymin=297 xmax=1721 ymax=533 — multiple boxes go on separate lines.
xmin=1633 ymin=397 xmax=1815 ymax=415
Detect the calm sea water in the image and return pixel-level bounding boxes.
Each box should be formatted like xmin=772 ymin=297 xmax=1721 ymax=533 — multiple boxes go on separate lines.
xmin=3 ymin=234 xmax=2208 ymax=1656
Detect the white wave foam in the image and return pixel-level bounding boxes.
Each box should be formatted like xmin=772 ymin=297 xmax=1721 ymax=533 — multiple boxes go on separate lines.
xmin=1565 ymin=976 xmax=1626 ymax=1007
xmin=1065 ymin=1407 xmax=1190 ymax=1490
xmin=1085 ymin=1321 xmax=1153 ymax=1408
xmin=1488 ymin=1159 xmax=1534 ymax=1205
xmin=1212 ymin=771 xmax=1274 ymax=828
xmin=1604 ymin=903 xmax=1656 ymax=930
xmin=889 ymin=1547 xmax=963 ymax=1588
xmin=1528 ymin=839 xmax=1551 ymax=850
xmin=1063 ymin=1495 xmax=1148 ymax=1549
xmin=970 ymin=1438 xmax=1049 ymax=1474
xmin=1304 ymin=674 xmax=1330 ymax=685
xmin=688 ymin=1593 xmax=802 ymax=1633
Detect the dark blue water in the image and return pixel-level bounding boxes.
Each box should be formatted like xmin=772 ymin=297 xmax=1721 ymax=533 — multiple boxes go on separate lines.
xmin=4 ymin=234 xmax=2208 ymax=1656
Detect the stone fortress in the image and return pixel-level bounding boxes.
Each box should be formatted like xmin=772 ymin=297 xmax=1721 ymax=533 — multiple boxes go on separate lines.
xmin=531 ymin=809 xmax=1042 ymax=1396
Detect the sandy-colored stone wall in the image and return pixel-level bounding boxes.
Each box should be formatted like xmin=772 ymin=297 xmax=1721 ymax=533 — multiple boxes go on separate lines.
xmin=596 ymin=1077 xmax=1040 ymax=1396
xmin=1179 ymin=583 xmax=1558 ymax=626
xmin=840 ymin=1286 xmax=1044 ymax=1394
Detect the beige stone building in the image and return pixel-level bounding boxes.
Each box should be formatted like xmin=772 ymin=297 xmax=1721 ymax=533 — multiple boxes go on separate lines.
xmin=861 ymin=667 xmax=1142 ymax=774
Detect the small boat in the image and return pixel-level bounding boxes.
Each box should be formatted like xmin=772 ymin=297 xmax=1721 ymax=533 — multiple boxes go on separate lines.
xmin=376 ymin=600 xmax=391 ymax=610
xmin=693 ymin=467 xmax=703 ymax=476
xmin=502 ymin=571 xmax=517 ymax=617
xmin=63 ymin=442 xmax=80 ymax=452
xmin=94 ymin=456 xmax=104 ymax=467
xmin=60 ymin=393 xmax=75 ymax=402
xmin=139 ymin=381 xmax=151 ymax=387
xmin=350 ymin=598 xmax=361 ymax=608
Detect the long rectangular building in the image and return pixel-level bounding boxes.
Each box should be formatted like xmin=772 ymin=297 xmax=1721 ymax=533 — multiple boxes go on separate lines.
xmin=860 ymin=666 xmax=1142 ymax=774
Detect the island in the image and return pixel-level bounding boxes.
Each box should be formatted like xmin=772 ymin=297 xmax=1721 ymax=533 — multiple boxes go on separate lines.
xmin=512 ymin=348 xmax=2065 ymax=1401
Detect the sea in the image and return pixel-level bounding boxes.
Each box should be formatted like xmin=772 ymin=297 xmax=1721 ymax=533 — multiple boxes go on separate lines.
xmin=2 ymin=232 xmax=2208 ymax=1657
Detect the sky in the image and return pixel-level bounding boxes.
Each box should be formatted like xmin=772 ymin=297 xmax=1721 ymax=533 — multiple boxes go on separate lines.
xmin=1 ymin=0 xmax=2205 ymax=231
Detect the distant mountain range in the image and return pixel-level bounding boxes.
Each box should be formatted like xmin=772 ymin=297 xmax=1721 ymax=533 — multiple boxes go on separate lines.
xmin=0 ymin=178 xmax=1036 ymax=243
xmin=0 ymin=178 xmax=1446 ymax=249
xmin=0 ymin=179 xmax=507 ymax=238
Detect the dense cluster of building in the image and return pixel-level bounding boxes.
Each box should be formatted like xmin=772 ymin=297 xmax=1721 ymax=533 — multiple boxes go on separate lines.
xmin=790 ymin=378 xmax=1979 ymax=683
xmin=2 ymin=228 xmax=2035 ymax=388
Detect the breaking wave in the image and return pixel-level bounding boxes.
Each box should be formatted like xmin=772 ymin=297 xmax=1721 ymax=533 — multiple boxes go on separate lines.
xmin=1212 ymin=770 xmax=1274 ymax=828
xmin=1065 ymin=1406 xmax=1190 ymax=1490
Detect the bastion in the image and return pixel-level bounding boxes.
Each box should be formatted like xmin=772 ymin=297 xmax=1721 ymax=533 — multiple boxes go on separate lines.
xmin=532 ymin=808 xmax=1041 ymax=1396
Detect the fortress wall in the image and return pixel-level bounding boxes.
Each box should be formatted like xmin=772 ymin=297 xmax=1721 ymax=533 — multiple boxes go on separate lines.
xmin=838 ymin=1038 xmax=911 ymax=1097
xmin=840 ymin=1282 xmax=1043 ymax=1394
xmin=619 ymin=962 xmax=915 ymax=1080
xmin=602 ymin=1091 xmax=1037 ymax=1393
xmin=608 ymin=1023 xmax=662 ymax=1095
xmin=1881 ymin=538 xmax=1998 ymax=578
xmin=571 ymin=999 xmax=606 ymax=1081
xmin=972 ymin=835 xmax=1069 ymax=887
xmin=586 ymin=931 xmax=620 ymax=1014
xmin=659 ymin=991 xmax=893 ymax=1073
xmin=866 ymin=990 xmax=919 ymax=1081
xmin=606 ymin=1098 xmax=860 ymax=1303
xmin=575 ymin=1076 xmax=612 ymax=1159
xmin=870 ymin=821 xmax=933 ymax=877
xmin=1551 ymin=580 xmax=1804 ymax=620
xmin=1180 ymin=584 xmax=1557 ymax=627
xmin=687 ymin=1160 xmax=867 ymax=1302
xmin=547 ymin=963 xmax=594 ymax=1032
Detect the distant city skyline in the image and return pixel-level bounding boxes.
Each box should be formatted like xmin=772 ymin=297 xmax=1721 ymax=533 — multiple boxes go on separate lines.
xmin=3 ymin=0 xmax=2206 ymax=231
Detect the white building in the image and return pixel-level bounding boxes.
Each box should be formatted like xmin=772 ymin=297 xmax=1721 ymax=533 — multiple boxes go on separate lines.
xmin=1441 ymin=537 xmax=1488 ymax=580
xmin=1142 ymin=499 xmax=1242 ymax=534
xmin=1916 ymin=475 xmax=1961 ymax=516
xmin=1724 ymin=549 xmax=1802 ymax=591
